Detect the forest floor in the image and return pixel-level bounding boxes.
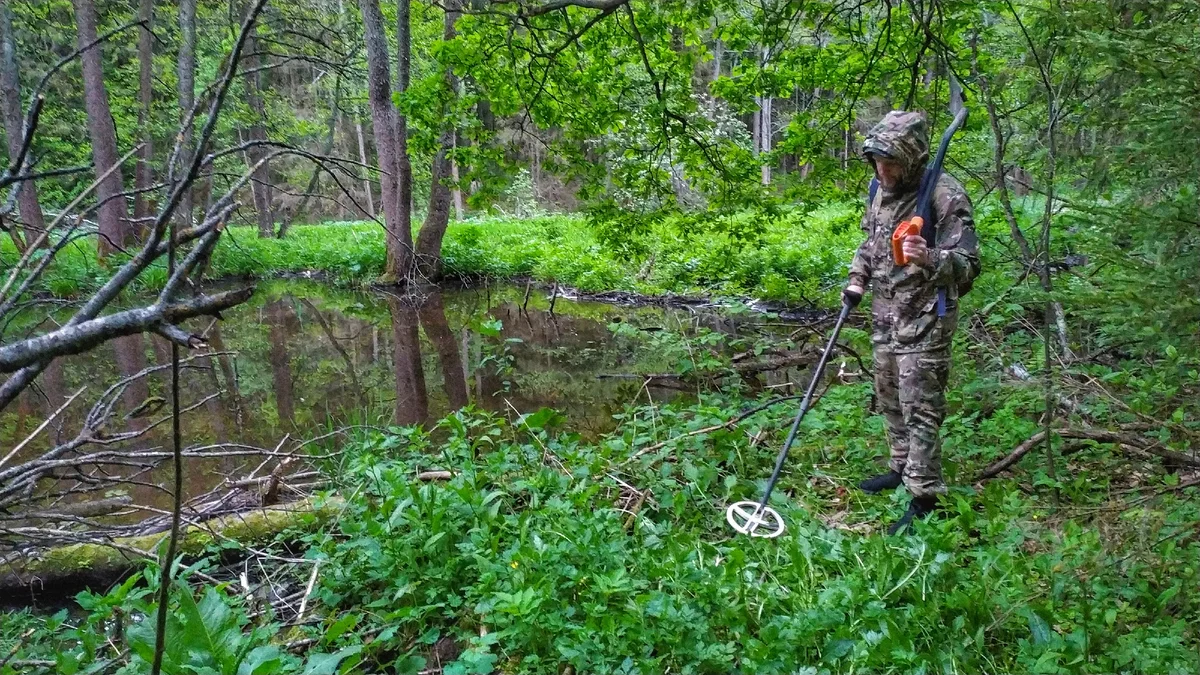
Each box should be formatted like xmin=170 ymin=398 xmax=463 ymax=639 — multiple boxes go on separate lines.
xmin=2 ymin=210 xmax=1199 ymax=674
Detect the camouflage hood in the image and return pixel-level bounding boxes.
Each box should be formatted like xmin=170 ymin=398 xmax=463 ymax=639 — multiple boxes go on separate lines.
xmin=863 ymin=111 xmax=929 ymax=192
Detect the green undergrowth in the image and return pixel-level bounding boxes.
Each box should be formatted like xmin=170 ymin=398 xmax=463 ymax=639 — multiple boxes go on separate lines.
xmin=0 ymin=205 xmax=864 ymax=303
xmin=8 ymin=380 xmax=1198 ymax=673
xmin=213 ymin=204 xmax=864 ymax=302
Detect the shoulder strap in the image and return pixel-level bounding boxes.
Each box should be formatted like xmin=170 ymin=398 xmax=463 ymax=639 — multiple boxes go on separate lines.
xmin=916 ymin=166 xmax=938 ymax=243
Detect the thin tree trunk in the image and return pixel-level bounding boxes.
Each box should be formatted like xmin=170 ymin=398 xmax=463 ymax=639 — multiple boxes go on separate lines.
xmin=133 ymin=0 xmax=154 ymax=239
xmin=709 ymin=33 xmax=722 ymax=118
xmin=0 ymin=4 xmax=45 ymax=251
xmin=354 ymin=120 xmax=374 ymax=217
xmin=760 ymin=95 xmax=771 ymax=185
xmin=244 ymin=18 xmax=274 ymax=238
xmin=71 ymin=0 xmax=131 ymax=258
xmin=751 ymin=105 xmax=761 ymax=162
xmin=282 ymin=73 xmax=341 ymax=235
xmin=972 ymin=32 xmax=1070 ymax=357
xmin=450 ymin=133 xmax=464 ymax=221
xmin=359 ymin=0 xmax=412 ymax=281
xmin=395 ymin=0 xmax=414 ymax=270
xmin=414 ymin=0 xmax=460 ymax=279
xmin=177 ymin=0 xmax=197 ymax=228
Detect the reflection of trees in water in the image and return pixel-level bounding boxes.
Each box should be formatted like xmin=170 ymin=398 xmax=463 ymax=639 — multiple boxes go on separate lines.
xmin=266 ymin=299 xmax=297 ymax=429
xmin=388 ymin=295 xmax=427 ymax=426
xmin=384 ymin=290 xmax=476 ymax=426
xmin=112 ymin=334 xmax=149 ymax=430
xmin=420 ymin=292 xmax=468 ymax=410
xmin=206 ymin=323 xmax=244 ymax=437
xmin=302 ymin=299 xmax=366 ymax=407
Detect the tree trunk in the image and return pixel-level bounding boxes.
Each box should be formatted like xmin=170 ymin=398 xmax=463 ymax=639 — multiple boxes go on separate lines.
xmin=760 ymin=95 xmax=772 ymax=185
xmin=450 ymin=133 xmax=465 ymax=221
xmin=359 ymin=0 xmax=413 ymax=281
xmin=709 ymin=35 xmax=722 ymax=118
xmin=395 ymin=0 xmax=414 ymax=272
xmin=244 ymin=18 xmax=274 ymax=238
xmin=415 ymin=0 xmax=460 ymax=280
xmin=354 ymin=120 xmax=374 ymax=217
xmin=971 ymin=33 xmax=1071 ymax=358
xmin=71 ymin=0 xmax=132 ymax=258
xmin=0 ymin=497 xmax=340 ymax=600
xmin=177 ymin=0 xmax=197 ymax=227
xmin=281 ymin=73 xmax=341 ymax=235
xmin=0 ymin=3 xmax=46 ymax=251
xmin=132 ymin=0 xmax=154 ymax=239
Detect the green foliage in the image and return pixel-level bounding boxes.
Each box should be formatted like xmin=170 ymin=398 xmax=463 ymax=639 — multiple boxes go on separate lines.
xmin=293 ymin=392 xmax=1199 ymax=674
xmin=4 ymin=208 xmax=860 ymax=301
xmin=211 ymin=205 xmax=860 ymax=302
xmin=1 ymin=571 xmax=362 ymax=675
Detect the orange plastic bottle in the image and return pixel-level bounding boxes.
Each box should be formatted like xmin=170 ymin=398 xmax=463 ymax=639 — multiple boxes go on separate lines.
xmin=891 ymin=216 xmax=924 ymax=265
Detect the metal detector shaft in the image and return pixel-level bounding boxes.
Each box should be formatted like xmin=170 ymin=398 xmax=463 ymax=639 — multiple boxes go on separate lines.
xmin=754 ymin=301 xmax=853 ymax=514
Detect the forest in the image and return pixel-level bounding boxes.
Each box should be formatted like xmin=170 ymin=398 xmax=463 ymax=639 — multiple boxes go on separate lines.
xmin=0 ymin=0 xmax=1197 ymax=672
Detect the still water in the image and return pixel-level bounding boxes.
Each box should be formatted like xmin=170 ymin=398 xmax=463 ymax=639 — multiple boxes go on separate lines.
xmin=1 ymin=280 xmax=783 ymax=507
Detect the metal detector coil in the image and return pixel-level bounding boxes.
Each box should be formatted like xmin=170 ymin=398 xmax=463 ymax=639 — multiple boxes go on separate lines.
xmin=724 ymin=301 xmax=853 ymax=538
xmin=725 ymin=501 xmax=785 ymax=538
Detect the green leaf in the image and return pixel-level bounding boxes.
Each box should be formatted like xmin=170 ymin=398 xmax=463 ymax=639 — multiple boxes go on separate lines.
xmin=1025 ymin=608 xmax=1052 ymax=645
xmin=238 ymin=646 xmax=285 ymax=675
xmin=323 ymin=613 xmax=361 ymax=644
xmin=303 ymin=646 xmax=363 ymax=675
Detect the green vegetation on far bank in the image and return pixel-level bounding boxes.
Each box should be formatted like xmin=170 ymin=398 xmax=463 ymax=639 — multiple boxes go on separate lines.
xmin=0 ymin=205 xmax=865 ymax=304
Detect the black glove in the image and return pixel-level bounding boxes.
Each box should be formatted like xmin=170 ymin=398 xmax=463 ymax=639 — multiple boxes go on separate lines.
xmin=842 ymin=285 xmax=863 ymax=308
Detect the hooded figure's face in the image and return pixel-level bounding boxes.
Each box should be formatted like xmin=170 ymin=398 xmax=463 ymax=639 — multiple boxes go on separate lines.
xmin=862 ymin=111 xmax=929 ymax=193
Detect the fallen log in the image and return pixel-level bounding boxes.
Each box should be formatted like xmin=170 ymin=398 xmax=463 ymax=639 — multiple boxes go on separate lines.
xmin=597 ymin=348 xmax=821 ymax=386
xmin=976 ymin=428 xmax=1200 ymax=482
xmin=0 ymin=496 xmax=343 ymax=600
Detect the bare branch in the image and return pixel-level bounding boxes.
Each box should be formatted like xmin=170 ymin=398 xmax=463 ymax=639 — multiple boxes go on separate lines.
xmin=0 ymin=288 xmax=253 ymax=373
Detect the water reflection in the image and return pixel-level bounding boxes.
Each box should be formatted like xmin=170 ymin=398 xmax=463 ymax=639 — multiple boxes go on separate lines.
xmin=420 ymin=292 xmax=469 ymax=410
xmin=0 ymin=281 xmax=764 ymax=506
xmin=388 ymin=294 xmax=428 ymax=426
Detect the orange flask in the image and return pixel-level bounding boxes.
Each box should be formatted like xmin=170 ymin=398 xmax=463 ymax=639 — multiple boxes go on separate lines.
xmin=891 ymin=216 xmax=924 ymax=265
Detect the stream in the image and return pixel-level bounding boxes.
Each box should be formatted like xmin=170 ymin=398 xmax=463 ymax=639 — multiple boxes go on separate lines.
xmin=1 ymin=280 xmax=803 ymax=514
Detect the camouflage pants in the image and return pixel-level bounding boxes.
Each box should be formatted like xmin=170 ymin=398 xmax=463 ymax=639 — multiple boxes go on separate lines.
xmin=873 ymin=346 xmax=950 ymax=497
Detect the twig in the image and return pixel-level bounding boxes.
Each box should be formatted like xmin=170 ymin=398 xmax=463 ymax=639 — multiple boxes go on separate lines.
xmin=0 ymin=386 xmax=85 ymax=471
xmin=295 ymin=559 xmax=321 ymax=624
xmin=620 ymin=394 xmax=803 ymax=466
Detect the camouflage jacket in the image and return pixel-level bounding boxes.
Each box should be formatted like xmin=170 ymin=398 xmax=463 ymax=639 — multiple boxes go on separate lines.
xmin=849 ymin=112 xmax=980 ymax=353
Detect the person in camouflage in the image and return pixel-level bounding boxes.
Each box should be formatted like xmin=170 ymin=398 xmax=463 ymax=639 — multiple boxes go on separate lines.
xmin=842 ymin=110 xmax=980 ymax=534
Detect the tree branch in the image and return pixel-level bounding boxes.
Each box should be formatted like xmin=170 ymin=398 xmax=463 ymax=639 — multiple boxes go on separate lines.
xmin=0 ymin=288 xmax=253 ymax=373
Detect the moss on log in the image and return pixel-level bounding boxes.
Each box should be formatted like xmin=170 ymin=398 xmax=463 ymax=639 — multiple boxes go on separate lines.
xmin=0 ymin=496 xmax=343 ymax=599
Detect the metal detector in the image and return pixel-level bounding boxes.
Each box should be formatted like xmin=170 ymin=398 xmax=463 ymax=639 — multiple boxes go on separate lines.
xmin=725 ymin=300 xmax=853 ymax=538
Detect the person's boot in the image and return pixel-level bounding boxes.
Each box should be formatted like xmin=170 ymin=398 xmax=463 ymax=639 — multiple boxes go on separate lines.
xmin=887 ymin=495 xmax=939 ymax=535
xmin=858 ymin=470 xmax=903 ymax=494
